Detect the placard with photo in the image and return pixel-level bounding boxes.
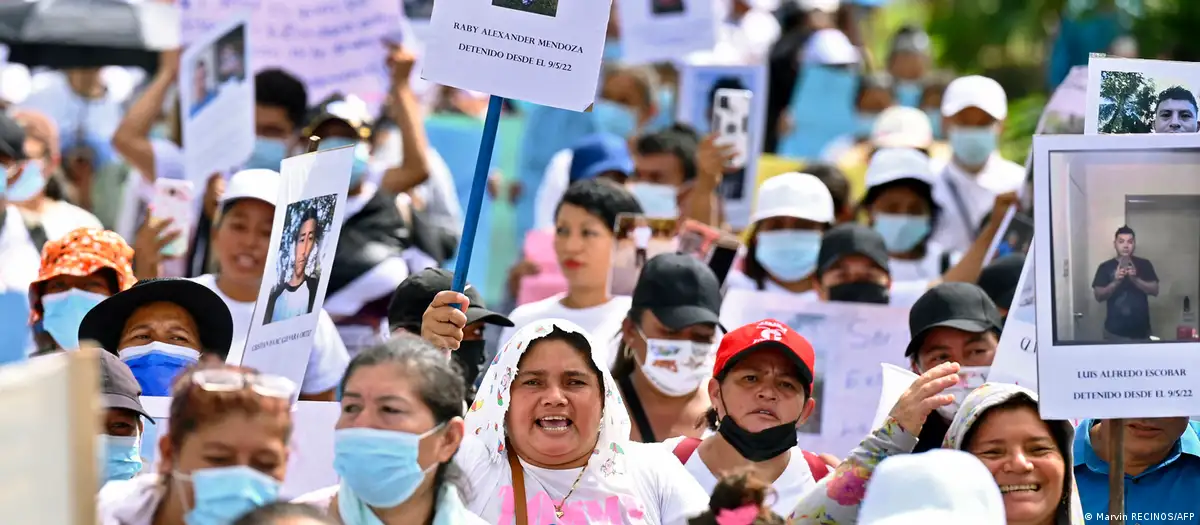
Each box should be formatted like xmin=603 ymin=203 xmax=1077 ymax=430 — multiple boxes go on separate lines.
xmin=1032 ymin=133 xmax=1200 ymax=419
xmin=1086 ymin=56 xmax=1200 ymax=135
xmin=617 ymin=0 xmax=717 ymax=65
xmin=180 ymin=15 xmax=253 ymax=188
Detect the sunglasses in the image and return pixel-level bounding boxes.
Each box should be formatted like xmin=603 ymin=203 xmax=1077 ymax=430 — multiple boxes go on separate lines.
xmin=191 ymin=369 xmax=297 ymax=401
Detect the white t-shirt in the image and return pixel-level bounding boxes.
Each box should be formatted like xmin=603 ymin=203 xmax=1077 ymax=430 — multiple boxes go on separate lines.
xmin=533 ymin=148 xmax=574 ymax=231
xmin=889 ymin=244 xmax=960 ymax=283
xmin=660 ymin=436 xmax=820 ymax=518
xmin=498 ymin=293 xmax=631 ymax=367
xmin=456 ymin=435 xmax=709 ymax=525
xmin=38 ymin=200 xmax=103 ymax=241
xmin=929 ymin=154 xmax=1025 ymax=253
xmin=632 ymin=226 xmax=653 ymax=248
xmin=270 ymin=281 xmax=314 ymax=323
xmin=191 ymin=274 xmax=350 ymax=394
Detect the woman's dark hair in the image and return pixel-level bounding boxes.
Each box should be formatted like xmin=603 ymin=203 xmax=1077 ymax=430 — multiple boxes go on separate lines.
xmin=687 ymin=469 xmax=787 ymax=525
xmin=858 ymin=178 xmax=941 ymax=254
xmin=231 ymin=502 xmax=337 ymax=525
xmin=555 ymin=178 xmax=643 ymax=235
xmin=519 ymin=327 xmax=605 ymax=386
xmin=339 ymin=334 xmax=470 ymax=506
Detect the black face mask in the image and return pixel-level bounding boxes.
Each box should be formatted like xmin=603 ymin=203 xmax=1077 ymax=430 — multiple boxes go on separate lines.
xmin=828 ymin=282 xmax=890 ymax=304
xmin=716 ymin=414 xmax=799 ymax=462
xmin=454 ymin=339 xmax=487 ymax=403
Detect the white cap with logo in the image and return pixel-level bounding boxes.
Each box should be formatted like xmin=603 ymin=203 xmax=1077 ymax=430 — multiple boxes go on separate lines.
xmin=941 ymin=75 xmax=1008 ymax=120
xmin=751 ymin=172 xmax=835 ymax=225
xmin=221 ymin=169 xmax=281 ymax=207
xmin=865 ymin=148 xmax=935 ymax=190
xmin=871 ymin=106 xmax=933 ymax=150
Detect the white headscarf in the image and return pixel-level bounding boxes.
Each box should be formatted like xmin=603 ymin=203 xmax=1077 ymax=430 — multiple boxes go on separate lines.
xmin=465 ymin=317 xmax=634 ymax=483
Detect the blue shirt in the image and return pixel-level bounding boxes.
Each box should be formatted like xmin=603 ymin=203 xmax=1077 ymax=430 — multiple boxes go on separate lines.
xmin=1074 ymin=419 xmax=1200 ymax=524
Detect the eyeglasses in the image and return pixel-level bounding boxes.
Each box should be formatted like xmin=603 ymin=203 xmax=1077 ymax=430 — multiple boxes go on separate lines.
xmin=191 ymin=369 xmax=297 ymax=401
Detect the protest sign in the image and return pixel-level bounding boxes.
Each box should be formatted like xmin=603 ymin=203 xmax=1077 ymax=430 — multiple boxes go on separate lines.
xmin=721 ymin=290 xmax=911 ymax=456
xmin=616 ymin=0 xmax=717 ymax=65
xmin=419 ymin=0 xmax=611 ymax=111
xmin=676 ymin=64 xmax=767 ymax=230
xmin=181 ymin=0 xmax=402 ymax=109
xmin=987 ymin=244 xmax=1038 ymax=389
xmin=139 ymin=397 xmax=340 ymax=499
xmin=1039 ymin=65 xmax=1087 ymax=135
xmin=180 ymin=16 xmax=254 ymax=188
xmin=982 ymin=205 xmax=1033 ymax=264
xmin=1085 ymin=56 xmax=1200 ymax=135
xmin=1032 ymin=133 xmax=1200 ymax=419
xmin=777 ymin=65 xmax=858 ymax=160
xmin=240 ymin=147 xmax=354 ymax=390
xmin=0 ymin=350 xmax=98 ymax=524
xmin=610 ymin=213 xmax=679 ymax=296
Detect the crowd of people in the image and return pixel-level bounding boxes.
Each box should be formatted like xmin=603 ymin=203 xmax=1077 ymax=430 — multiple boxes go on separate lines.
xmin=0 ymin=0 xmax=1197 ymax=524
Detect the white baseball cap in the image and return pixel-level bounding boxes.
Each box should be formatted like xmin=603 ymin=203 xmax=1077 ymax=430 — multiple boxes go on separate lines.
xmin=751 ymin=172 xmax=835 ymax=225
xmin=221 ymin=169 xmax=281 ymax=207
xmin=865 ymin=148 xmax=935 ymax=190
xmin=871 ymin=106 xmax=933 ymax=150
xmin=859 ymin=449 xmax=1006 ymax=525
xmin=797 ymin=0 xmax=839 ymax=12
xmin=941 ymin=75 xmax=1008 ymax=120
xmin=802 ymin=29 xmax=860 ymax=66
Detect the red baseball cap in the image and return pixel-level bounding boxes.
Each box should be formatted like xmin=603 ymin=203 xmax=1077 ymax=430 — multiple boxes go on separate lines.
xmin=713 ymin=319 xmax=816 ymax=392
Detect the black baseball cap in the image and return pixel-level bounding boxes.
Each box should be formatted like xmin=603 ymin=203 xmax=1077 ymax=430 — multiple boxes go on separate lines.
xmin=0 ymin=112 xmax=26 ymax=161
xmin=632 ymin=253 xmax=723 ymax=331
xmin=387 ymin=268 xmax=513 ymax=331
xmin=79 ymin=278 xmax=234 ymax=358
xmin=977 ymin=254 xmax=1024 ymax=311
xmin=100 ymin=351 xmax=153 ymax=422
xmin=905 ymin=282 xmax=1003 ymax=357
xmin=817 ymin=223 xmax=890 ymax=276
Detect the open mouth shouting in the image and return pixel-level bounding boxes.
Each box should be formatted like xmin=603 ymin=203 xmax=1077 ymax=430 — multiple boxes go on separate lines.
xmin=747 ymin=407 xmax=778 ymax=422
xmin=536 ymin=415 xmax=574 ymax=434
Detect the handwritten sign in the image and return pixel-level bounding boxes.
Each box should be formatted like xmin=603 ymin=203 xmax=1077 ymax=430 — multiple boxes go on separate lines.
xmin=721 ymin=289 xmax=911 ymax=457
xmin=181 ymin=0 xmax=403 ymax=109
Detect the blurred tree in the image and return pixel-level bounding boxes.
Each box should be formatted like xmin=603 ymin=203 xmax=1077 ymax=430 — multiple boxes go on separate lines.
xmin=1097 ymin=71 xmax=1155 ymax=133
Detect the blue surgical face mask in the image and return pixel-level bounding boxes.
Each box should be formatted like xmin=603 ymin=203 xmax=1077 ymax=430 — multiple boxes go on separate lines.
xmin=244 ymin=137 xmax=288 ymax=171
xmin=319 ymin=137 xmax=370 ymax=187
xmin=948 ymin=125 xmax=998 ymax=167
xmin=98 ymin=433 xmax=143 ymax=484
xmin=925 ymin=109 xmax=943 ymax=139
xmin=119 ymin=342 xmax=200 ymax=397
xmin=175 ymin=465 xmax=281 ymax=525
xmin=603 ymin=39 xmax=623 ymax=61
xmin=895 ymin=82 xmax=923 ymax=107
xmin=592 ymin=99 xmax=639 ymax=139
xmin=873 ymin=212 xmax=932 ymax=253
xmin=647 ymin=88 xmax=675 ymax=133
xmin=6 ymin=161 xmax=45 ymax=202
xmin=855 ymin=113 xmax=878 ymax=137
xmin=334 ymin=424 xmax=445 ymax=508
xmin=627 ymin=182 xmax=679 ymax=218
xmin=754 ymin=229 xmax=822 ymax=282
xmin=41 ymin=289 xmax=107 ymax=350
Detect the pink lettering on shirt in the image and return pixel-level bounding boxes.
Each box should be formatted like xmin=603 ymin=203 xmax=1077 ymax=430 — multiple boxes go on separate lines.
xmin=495 ymin=486 xmax=646 ymax=524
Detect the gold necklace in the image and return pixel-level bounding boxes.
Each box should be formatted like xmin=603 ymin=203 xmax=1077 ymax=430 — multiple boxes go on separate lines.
xmin=554 ymin=464 xmax=588 ymax=519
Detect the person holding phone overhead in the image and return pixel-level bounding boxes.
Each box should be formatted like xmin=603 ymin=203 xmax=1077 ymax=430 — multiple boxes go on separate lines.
xmin=1092 ymin=226 xmax=1160 ymax=341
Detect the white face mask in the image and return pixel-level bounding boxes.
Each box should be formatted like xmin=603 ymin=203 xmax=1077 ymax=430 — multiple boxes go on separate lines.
xmin=935 ymin=365 xmax=990 ymax=420
xmin=627 ymin=182 xmax=679 ymax=219
xmin=635 ymin=330 xmax=713 ymax=397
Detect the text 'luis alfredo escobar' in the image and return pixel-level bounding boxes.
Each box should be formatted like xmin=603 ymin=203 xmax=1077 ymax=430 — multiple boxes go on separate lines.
xmin=1073 ymin=368 xmax=1192 ymax=400
xmin=452 ymin=23 xmax=583 ymax=71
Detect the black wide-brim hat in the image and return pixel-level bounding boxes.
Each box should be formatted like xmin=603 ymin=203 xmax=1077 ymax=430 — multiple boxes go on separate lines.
xmin=79 ymin=278 xmax=234 ymax=356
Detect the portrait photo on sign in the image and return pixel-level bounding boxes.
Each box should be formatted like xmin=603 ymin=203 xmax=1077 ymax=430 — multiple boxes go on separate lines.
xmin=404 ymin=0 xmax=436 ymax=20
xmin=214 ymin=24 xmax=247 ymax=85
xmin=651 ymin=0 xmax=686 ymax=15
xmin=677 ymin=65 xmax=767 ymax=205
xmin=610 ymin=213 xmax=679 ymax=296
xmin=1086 ymin=56 xmax=1200 ymax=135
xmin=184 ymin=45 xmax=218 ymax=118
xmin=264 ymin=194 xmax=338 ymax=325
xmin=983 ymin=207 xmax=1033 ymax=264
xmin=492 ymin=0 xmax=558 ymax=18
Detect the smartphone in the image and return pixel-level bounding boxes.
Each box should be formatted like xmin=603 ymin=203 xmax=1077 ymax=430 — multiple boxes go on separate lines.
xmin=711 ymin=88 xmax=752 ymax=170
xmin=151 ymin=179 xmax=196 ymax=258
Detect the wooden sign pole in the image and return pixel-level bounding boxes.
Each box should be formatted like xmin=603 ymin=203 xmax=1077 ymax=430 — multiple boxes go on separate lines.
xmin=1106 ymin=418 xmax=1125 ymax=525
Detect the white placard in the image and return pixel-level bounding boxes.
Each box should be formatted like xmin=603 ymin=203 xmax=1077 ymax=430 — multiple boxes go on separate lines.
xmin=720 ymin=289 xmax=911 ymax=456
xmin=180 ymin=16 xmax=255 ymax=190
xmin=988 ymin=244 xmax=1038 ymax=389
xmin=181 ymin=0 xmax=404 ymax=109
xmin=616 ymin=0 xmax=717 ymax=65
xmin=420 ymin=0 xmax=611 ymax=111
xmin=241 ymin=147 xmax=354 ymax=390
xmin=1032 ymin=133 xmax=1200 ymax=419
xmin=675 ymin=64 xmax=767 ymax=230
xmin=1085 ymin=56 xmax=1200 ymax=135
xmin=139 ymin=396 xmax=340 ymax=499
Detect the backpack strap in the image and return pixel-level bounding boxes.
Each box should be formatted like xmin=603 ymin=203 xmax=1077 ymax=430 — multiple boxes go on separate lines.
xmin=672 ymin=437 xmax=702 ymax=464
xmin=802 ymin=450 xmax=831 ymax=481
xmin=939 ymin=251 xmax=953 ymax=274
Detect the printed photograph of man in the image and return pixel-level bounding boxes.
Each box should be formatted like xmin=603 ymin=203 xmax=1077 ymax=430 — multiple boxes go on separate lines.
xmin=1091 ymin=226 xmax=1160 ymax=341
xmin=1152 ymin=86 xmax=1198 ymax=133
xmin=264 ymin=205 xmax=322 ymax=324
xmin=190 ymin=57 xmax=216 ymax=117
